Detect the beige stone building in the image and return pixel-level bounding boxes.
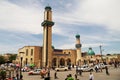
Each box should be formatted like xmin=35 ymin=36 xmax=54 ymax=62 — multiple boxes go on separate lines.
xmin=102 ymin=54 xmax=120 ymax=63
xmin=52 ymin=49 xmax=77 ymax=67
xmin=16 ymin=46 xmax=77 ymax=68
xmin=16 ymin=46 xmax=42 ymax=68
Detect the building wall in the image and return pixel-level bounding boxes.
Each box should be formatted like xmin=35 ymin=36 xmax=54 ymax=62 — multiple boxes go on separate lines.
xmin=63 ymin=49 xmax=77 ymax=65
xmin=34 ymin=46 xmax=42 ymax=68
xmin=16 ymin=46 xmax=120 ymax=68
xmin=16 ymin=47 xmax=77 ymax=68
xmin=16 ymin=46 xmax=42 ymax=68
xmin=52 ymin=49 xmax=77 ymax=67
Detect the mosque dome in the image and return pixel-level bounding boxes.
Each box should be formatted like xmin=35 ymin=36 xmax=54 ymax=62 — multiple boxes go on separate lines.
xmin=45 ymin=6 xmax=51 ymax=10
xmin=88 ymin=47 xmax=95 ymax=55
xmin=52 ymin=45 xmax=55 ymax=49
xmin=75 ymin=34 xmax=80 ymax=38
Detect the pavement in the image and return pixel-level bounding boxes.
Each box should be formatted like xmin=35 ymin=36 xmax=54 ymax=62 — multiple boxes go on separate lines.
xmin=22 ymin=67 xmax=120 ymax=80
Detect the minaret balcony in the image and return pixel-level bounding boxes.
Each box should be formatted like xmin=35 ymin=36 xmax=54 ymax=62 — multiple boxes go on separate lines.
xmin=41 ymin=20 xmax=54 ymax=26
xmin=75 ymin=44 xmax=82 ymax=48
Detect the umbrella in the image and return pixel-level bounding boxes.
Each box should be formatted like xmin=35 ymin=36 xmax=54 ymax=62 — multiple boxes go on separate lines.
xmin=16 ymin=64 xmax=20 ymax=67
xmin=30 ymin=64 xmax=35 ymax=67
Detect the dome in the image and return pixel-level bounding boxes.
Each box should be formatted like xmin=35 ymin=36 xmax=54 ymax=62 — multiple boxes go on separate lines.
xmin=52 ymin=45 xmax=55 ymax=49
xmin=75 ymin=34 xmax=80 ymax=38
xmin=45 ymin=6 xmax=51 ymax=10
xmin=88 ymin=48 xmax=95 ymax=55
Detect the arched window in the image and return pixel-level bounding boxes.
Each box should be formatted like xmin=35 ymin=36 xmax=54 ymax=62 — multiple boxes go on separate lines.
xmin=30 ymin=58 xmax=33 ymax=63
xmin=26 ymin=58 xmax=28 ymax=65
xmin=52 ymin=58 xmax=57 ymax=66
xmin=64 ymin=52 xmax=66 ymax=54
xmin=68 ymin=52 xmax=70 ymax=54
xmin=31 ymin=49 xmax=33 ymax=56
xmin=26 ymin=49 xmax=28 ymax=56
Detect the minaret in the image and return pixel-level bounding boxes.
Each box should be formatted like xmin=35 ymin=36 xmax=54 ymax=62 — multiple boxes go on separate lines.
xmin=75 ymin=34 xmax=82 ymax=65
xmin=41 ymin=6 xmax=54 ymax=67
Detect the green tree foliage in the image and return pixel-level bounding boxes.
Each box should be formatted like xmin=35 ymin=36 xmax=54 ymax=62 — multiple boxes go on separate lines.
xmin=8 ymin=54 xmax=17 ymax=63
xmin=0 ymin=70 xmax=6 ymax=80
xmin=0 ymin=56 xmax=5 ymax=64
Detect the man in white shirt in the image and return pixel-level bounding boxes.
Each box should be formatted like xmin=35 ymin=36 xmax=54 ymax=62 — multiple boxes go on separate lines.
xmin=89 ymin=72 xmax=94 ymax=80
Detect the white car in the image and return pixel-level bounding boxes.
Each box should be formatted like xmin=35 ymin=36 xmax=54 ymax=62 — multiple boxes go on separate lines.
xmin=97 ymin=63 xmax=109 ymax=69
xmin=28 ymin=69 xmax=41 ymax=75
xmin=55 ymin=67 xmax=68 ymax=71
xmin=78 ymin=65 xmax=94 ymax=72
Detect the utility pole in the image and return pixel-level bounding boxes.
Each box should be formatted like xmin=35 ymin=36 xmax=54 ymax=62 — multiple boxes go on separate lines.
xmin=99 ymin=45 xmax=103 ymax=62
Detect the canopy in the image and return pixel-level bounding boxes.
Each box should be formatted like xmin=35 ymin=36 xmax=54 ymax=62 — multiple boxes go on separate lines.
xmin=30 ymin=64 xmax=35 ymax=67
xmin=16 ymin=64 xmax=20 ymax=67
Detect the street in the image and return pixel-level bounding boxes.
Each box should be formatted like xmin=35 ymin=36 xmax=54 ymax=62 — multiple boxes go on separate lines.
xmin=22 ymin=67 xmax=120 ymax=80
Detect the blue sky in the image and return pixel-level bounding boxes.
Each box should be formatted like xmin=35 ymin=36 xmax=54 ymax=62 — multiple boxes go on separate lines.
xmin=0 ymin=0 xmax=120 ymax=54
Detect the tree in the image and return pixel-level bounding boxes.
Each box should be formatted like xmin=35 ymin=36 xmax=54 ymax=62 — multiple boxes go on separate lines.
xmin=0 ymin=70 xmax=6 ymax=80
xmin=8 ymin=54 xmax=17 ymax=63
xmin=0 ymin=56 xmax=5 ymax=64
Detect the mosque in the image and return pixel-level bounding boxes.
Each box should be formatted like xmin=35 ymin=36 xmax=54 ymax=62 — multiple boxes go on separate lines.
xmin=15 ymin=6 xmax=101 ymax=68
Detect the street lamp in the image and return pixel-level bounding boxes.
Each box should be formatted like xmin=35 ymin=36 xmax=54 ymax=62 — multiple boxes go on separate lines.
xmin=99 ymin=45 xmax=103 ymax=61
xmin=19 ymin=52 xmax=24 ymax=79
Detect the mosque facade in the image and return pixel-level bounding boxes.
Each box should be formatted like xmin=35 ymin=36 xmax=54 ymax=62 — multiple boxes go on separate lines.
xmin=15 ymin=6 xmax=104 ymax=68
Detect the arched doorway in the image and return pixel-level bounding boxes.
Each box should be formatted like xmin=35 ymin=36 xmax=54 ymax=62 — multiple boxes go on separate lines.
xmin=66 ymin=58 xmax=71 ymax=66
xmin=52 ymin=58 xmax=57 ymax=67
xmin=60 ymin=58 xmax=65 ymax=66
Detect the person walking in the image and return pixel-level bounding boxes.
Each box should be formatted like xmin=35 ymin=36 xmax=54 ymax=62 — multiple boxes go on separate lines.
xmin=95 ymin=64 xmax=99 ymax=72
xmin=89 ymin=72 xmax=94 ymax=80
xmin=76 ymin=66 xmax=78 ymax=74
xmin=16 ymin=73 xmax=19 ymax=80
xmin=79 ymin=69 xmax=82 ymax=76
xmin=75 ymin=74 xmax=77 ymax=80
xmin=105 ymin=66 xmax=109 ymax=75
xmin=54 ymin=71 xmax=58 ymax=79
xmin=47 ymin=69 xmax=50 ymax=77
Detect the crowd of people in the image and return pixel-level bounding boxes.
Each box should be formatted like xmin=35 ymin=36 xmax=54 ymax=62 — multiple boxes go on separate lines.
xmin=0 ymin=60 xmax=120 ymax=80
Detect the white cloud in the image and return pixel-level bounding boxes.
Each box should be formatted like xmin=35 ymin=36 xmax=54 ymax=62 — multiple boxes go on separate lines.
xmin=57 ymin=43 xmax=75 ymax=49
xmin=82 ymin=43 xmax=108 ymax=48
xmin=1 ymin=0 xmax=120 ymax=35
xmin=75 ymin=0 xmax=120 ymax=32
xmin=0 ymin=1 xmax=43 ymax=34
xmin=66 ymin=3 xmax=72 ymax=8
xmin=52 ymin=25 xmax=64 ymax=35
xmin=0 ymin=44 xmax=20 ymax=54
xmin=53 ymin=0 xmax=120 ymax=36
xmin=81 ymin=35 xmax=120 ymax=43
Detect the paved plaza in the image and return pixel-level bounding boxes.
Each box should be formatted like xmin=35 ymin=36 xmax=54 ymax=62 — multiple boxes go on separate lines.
xmin=22 ymin=67 xmax=120 ymax=80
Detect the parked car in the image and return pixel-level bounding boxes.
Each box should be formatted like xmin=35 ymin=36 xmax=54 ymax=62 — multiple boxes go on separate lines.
xmin=97 ymin=63 xmax=110 ymax=69
xmin=21 ymin=67 xmax=30 ymax=72
xmin=98 ymin=63 xmax=106 ymax=69
xmin=28 ymin=69 xmax=41 ymax=75
xmin=78 ymin=65 xmax=94 ymax=72
xmin=55 ymin=66 xmax=68 ymax=71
